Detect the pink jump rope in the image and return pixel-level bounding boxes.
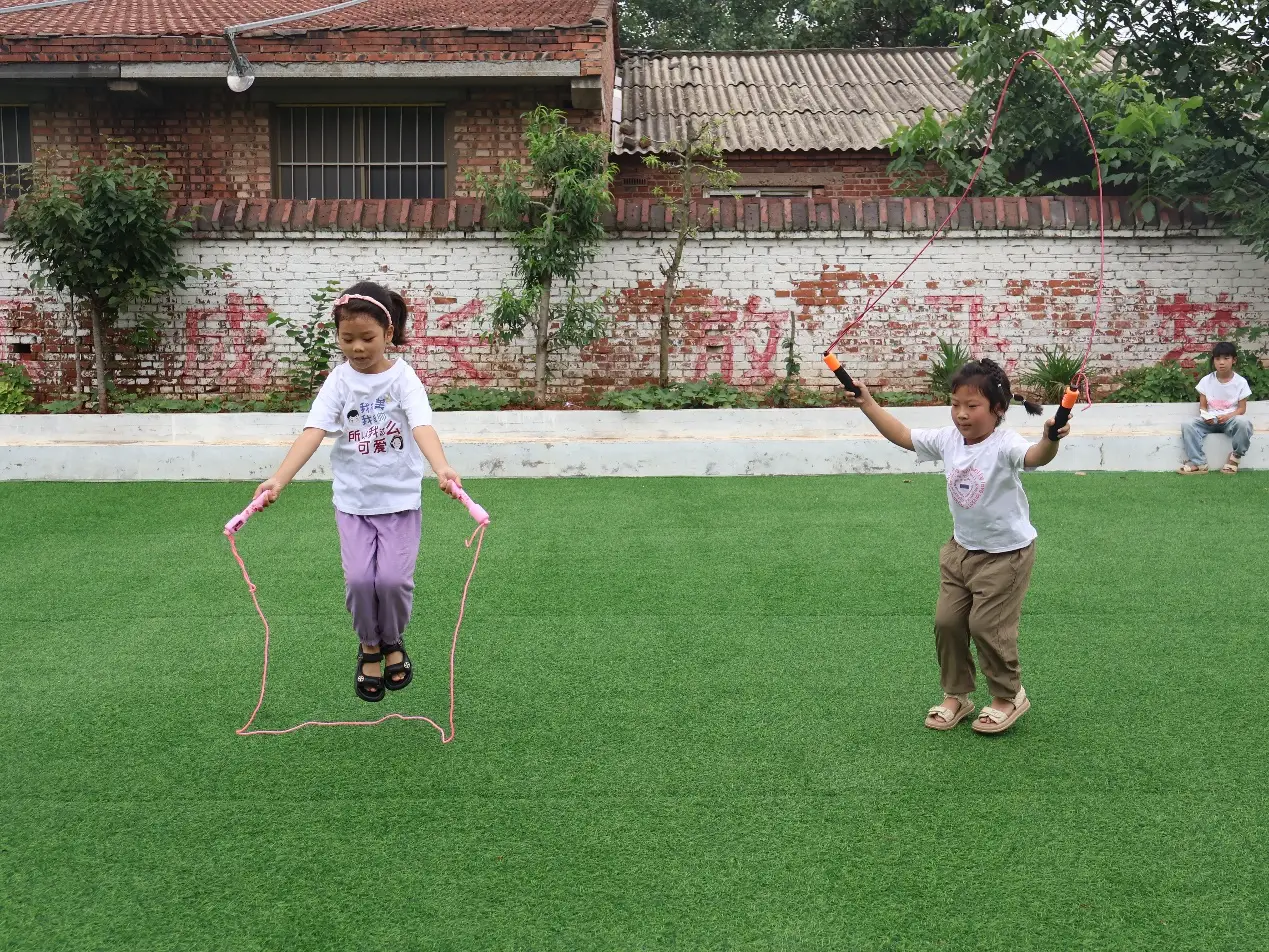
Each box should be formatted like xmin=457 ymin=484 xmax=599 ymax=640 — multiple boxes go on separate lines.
xmin=225 ymin=486 xmax=489 ymax=741
xmin=823 ymin=49 xmax=1105 ymax=425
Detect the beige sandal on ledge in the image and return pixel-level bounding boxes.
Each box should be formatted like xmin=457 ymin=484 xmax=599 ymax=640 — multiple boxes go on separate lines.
xmin=972 ymin=687 xmax=1030 ymax=735
xmin=1221 ymin=454 xmax=1241 ymax=475
xmin=924 ymin=694 xmax=975 ymax=731
xmin=1176 ymin=462 xmax=1208 ymax=475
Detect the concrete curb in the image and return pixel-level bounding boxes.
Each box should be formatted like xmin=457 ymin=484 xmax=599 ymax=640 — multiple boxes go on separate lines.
xmin=1 ymin=403 xmax=1264 ymax=480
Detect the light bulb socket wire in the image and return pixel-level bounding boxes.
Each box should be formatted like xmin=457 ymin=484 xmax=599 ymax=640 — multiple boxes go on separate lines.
xmin=224 ymin=30 xmax=252 ymax=82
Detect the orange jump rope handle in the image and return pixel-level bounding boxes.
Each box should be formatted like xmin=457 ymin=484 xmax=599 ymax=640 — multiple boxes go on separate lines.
xmin=823 ymin=353 xmax=862 ymax=396
xmin=1049 ymin=387 xmax=1079 ymax=441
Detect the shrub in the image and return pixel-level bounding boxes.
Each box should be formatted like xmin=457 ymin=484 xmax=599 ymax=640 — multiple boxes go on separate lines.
xmin=597 ymin=375 xmax=757 ymax=410
xmin=100 ymin=388 xmax=312 ymax=414
xmin=0 ymin=363 xmax=35 ymax=414
xmin=764 ymin=382 xmax=834 ymax=408
xmin=429 ymin=387 xmax=532 ymax=412
xmin=873 ymin=390 xmax=926 ymax=407
xmin=1104 ymin=362 xmax=1198 ymax=403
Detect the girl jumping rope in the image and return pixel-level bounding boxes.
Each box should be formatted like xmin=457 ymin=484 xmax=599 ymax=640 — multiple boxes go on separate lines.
xmin=847 ymin=359 xmax=1070 ymax=734
xmin=250 ymin=281 xmax=463 ymax=703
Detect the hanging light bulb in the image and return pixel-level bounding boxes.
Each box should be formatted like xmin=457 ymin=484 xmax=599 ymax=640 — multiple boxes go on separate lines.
xmin=224 ymin=30 xmax=255 ymax=93
xmin=227 ymin=61 xmax=255 ymax=93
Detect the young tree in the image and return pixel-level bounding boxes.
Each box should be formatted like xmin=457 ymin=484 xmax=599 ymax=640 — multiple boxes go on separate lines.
xmin=643 ymin=121 xmax=738 ymax=387
xmin=267 ymin=278 xmax=343 ymax=397
xmin=473 ymin=107 xmax=616 ymax=407
xmin=7 ymin=145 xmax=221 ymax=413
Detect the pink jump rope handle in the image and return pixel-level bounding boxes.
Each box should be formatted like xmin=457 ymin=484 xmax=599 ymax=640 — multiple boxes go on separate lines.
xmin=225 ymin=493 xmax=270 ymax=535
xmin=452 ymin=487 xmax=490 ymax=526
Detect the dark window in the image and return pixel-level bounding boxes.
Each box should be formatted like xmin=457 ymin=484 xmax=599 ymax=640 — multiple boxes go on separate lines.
xmin=274 ymin=106 xmax=446 ymax=200
xmin=0 ymin=106 xmax=32 ymax=200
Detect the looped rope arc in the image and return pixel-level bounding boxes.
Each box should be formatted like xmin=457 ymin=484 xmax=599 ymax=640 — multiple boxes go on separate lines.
xmin=229 ymin=521 xmax=486 ymax=741
xmin=825 ymin=49 xmax=1106 ymax=403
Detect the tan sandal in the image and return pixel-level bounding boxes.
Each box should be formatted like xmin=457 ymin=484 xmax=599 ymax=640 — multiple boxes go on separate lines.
xmin=924 ymin=694 xmax=975 ymax=731
xmin=972 ymin=687 xmax=1030 ymax=734
xmin=1221 ymin=454 xmax=1241 ymax=475
xmin=1176 ymin=462 xmax=1208 ymax=475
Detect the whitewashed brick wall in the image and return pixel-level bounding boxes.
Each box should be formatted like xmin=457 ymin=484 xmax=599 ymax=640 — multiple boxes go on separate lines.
xmin=1 ymin=229 xmax=1266 ymax=398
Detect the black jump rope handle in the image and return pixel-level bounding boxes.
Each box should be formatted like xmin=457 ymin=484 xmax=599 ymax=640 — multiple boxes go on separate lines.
xmin=823 ymin=354 xmax=862 ymax=396
xmin=1048 ymin=388 xmax=1079 ymax=441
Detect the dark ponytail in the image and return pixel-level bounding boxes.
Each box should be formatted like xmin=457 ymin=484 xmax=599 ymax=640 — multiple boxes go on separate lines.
xmin=333 ymin=280 xmax=409 ymax=346
xmin=387 ymin=291 xmax=408 ymax=346
xmin=949 ymin=357 xmax=1043 ymax=423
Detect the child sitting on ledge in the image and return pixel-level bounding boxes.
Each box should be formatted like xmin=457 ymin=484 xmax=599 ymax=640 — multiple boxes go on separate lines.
xmin=1177 ymin=341 xmax=1253 ymax=475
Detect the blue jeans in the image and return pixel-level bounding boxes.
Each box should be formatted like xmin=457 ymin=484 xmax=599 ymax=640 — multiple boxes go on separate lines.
xmin=1182 ymin=416 xmax=1253 ymax=466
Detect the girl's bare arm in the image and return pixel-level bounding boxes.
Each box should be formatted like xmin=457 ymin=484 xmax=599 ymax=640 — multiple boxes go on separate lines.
xmin=847 ymin=383 xmax=915 ymax=451
xmin=254 ymin=427 xmax=328 ymax=504
xmin=413 ymin=425 xmax=462 ymax=497
xmin=1023 ymin=422 xmax=1067 ymax=468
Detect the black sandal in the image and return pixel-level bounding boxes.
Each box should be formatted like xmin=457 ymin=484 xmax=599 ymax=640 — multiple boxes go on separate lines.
xmin=381 ymin=641 xmax=413 ymax=691
xmin=355 ymin=648 xmax=385 ymax=702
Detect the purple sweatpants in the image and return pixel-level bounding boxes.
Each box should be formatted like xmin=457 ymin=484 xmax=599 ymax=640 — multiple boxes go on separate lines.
xmin=334 ymin=508 xmax=422 ymax=650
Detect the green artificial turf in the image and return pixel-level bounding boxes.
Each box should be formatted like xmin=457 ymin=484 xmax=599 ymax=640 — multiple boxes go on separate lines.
xmin=2 ymin=474 xmax=1267 ymax=951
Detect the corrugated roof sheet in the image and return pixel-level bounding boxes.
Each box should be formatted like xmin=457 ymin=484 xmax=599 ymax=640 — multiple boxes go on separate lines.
xmin=617 ymin=48 xmax=972 ymax=154
xmin=0 ymin=0 xmax=609 ymax=36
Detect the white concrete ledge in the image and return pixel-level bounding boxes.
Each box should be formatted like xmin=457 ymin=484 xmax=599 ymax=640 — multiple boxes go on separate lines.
xmin=0 ymin=403 xmax=1264 ymax=480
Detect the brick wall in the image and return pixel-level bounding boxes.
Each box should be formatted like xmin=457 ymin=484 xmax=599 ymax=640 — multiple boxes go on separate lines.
xmin=614 ymin=152 xmax=903 ymax=200
xmin=451 ymin=89 xmax=602 ymax=197
xmin=7 ymin=22 xmax=613 ymax=201
xmin=32 ymin=88 xmax=273 ymax=201
xmin=24 ymin=85 xmax=603 ymax=203
xmin=2 ymin=198 xmax=1265 ymax=402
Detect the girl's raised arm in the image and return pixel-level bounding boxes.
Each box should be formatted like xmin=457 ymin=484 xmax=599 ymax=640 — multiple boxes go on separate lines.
xmin=847 ymin=383 xmax=915 ymax=452
xmin=1023 ymin=419 xmax=1068 ymax=469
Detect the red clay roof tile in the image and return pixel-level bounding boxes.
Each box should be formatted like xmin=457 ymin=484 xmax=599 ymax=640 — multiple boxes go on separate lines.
xmin=0 ymin=0 xmax=611 ymax=36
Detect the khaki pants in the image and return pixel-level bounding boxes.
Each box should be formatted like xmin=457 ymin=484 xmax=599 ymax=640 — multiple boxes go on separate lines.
xmin=934 ymin=539 xmax=1036 ymax=699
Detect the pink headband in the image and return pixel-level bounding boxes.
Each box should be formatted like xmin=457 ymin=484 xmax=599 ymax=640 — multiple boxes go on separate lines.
xmin=333 ymin=293 xmax=392 ymax=321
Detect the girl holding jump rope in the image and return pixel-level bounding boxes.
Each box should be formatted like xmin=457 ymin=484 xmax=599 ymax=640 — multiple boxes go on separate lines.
xmin=846 ymin=359 xmax=1071 ymax=734
xmin=251 ymin=281 xmax=463 ymax=703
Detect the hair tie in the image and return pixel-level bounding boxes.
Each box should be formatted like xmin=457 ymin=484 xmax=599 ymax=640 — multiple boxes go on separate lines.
xmin=333 ymin=293 xmax=392 ymax=321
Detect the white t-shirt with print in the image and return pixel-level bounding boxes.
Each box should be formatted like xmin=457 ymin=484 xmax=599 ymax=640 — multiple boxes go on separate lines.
xmin=910 ymin=426 xmax=1037 ymax=554
xmin=1196 ymin=372 xmax=1250 ymax=421
xmin=305 ymin=359 xmax=434 ymax=515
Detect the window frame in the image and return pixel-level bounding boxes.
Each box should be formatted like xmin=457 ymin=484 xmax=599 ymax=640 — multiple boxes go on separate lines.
xmin=704 ymin=186 xmax=814 ymax=199
xmin=0 ymin=104 xmax=33 ymax=201
xmin=271 ymin=103 xmax=449 ymax=201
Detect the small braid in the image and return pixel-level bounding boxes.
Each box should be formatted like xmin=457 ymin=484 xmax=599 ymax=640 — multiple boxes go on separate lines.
xmin=949 ymin=358 xmax=1043 ymax=420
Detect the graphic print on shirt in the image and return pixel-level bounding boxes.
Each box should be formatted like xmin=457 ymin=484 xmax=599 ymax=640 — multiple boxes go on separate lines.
xmin=1208 ymin=396 xmax=1239 ymax=414
xmin=948 ymin=465 xmax=987 ymax=509
xmin=345 ymin=395 xmax=402 ymax=456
